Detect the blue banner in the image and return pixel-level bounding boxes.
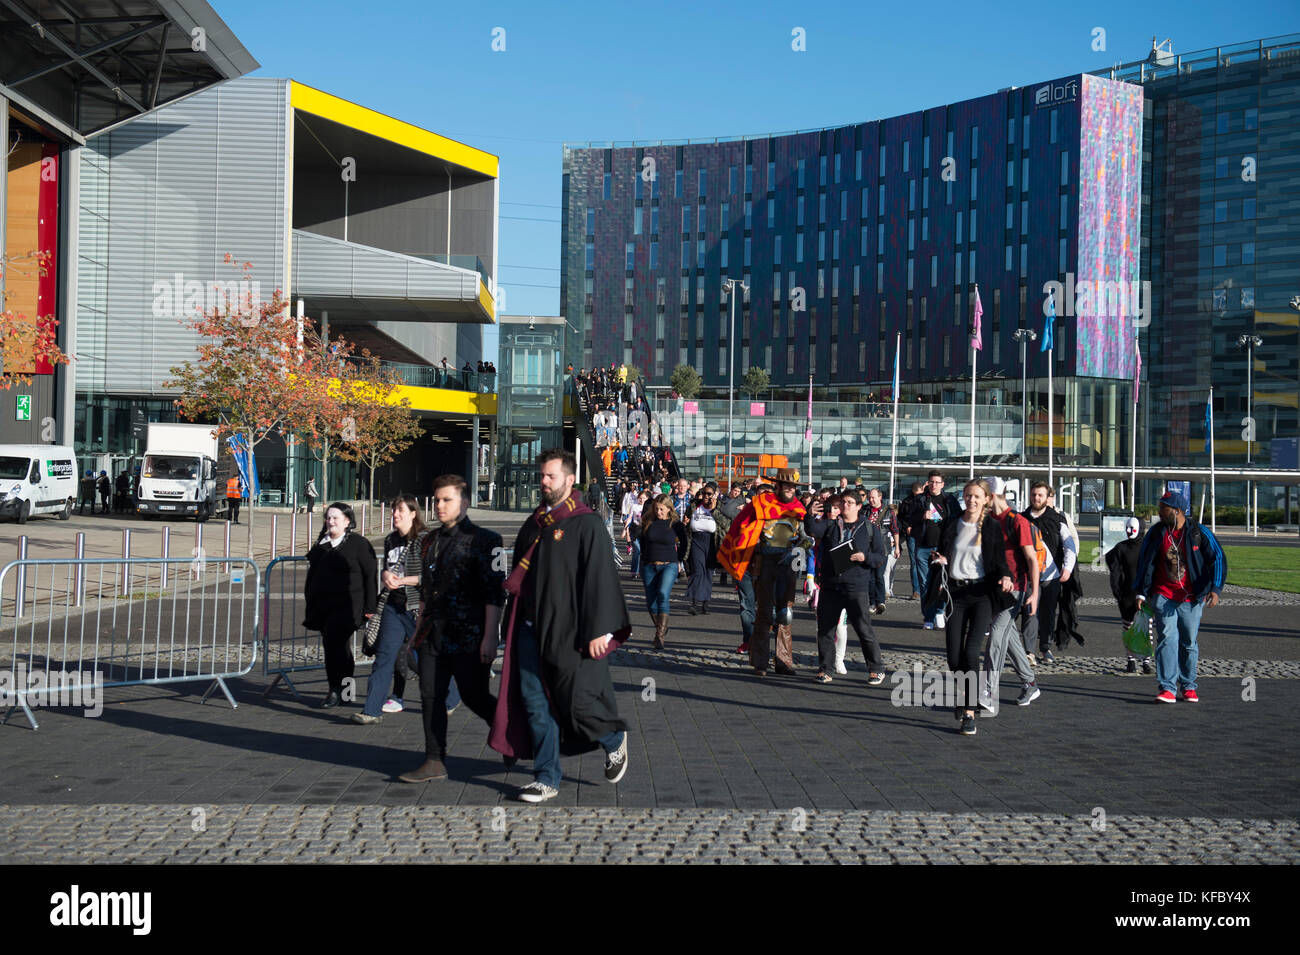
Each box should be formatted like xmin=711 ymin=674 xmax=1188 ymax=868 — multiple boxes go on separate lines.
xmin=226 ymin=434 xmax=260 ymax=497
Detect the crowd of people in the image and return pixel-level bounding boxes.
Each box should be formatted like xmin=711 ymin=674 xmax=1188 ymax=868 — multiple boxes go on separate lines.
xmin=572 ymin=364 xmax=679 ymax=489
xmin=297 ymin=452 xmax=1227 ymax=802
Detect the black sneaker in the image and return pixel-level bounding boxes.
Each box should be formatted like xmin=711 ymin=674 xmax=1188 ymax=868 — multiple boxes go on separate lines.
xmin=604 ymin=736 xmax=629 ymax=783
xmin=1141 ymin=659 xmax=1153 ymax=675
xmin=1016 ymin=683 xmax=1041 ymax=706
xmin=959 ymin=715 xmax=977 ymax=736
xmin=1042 ymin=649 xmax=1056 ymax=664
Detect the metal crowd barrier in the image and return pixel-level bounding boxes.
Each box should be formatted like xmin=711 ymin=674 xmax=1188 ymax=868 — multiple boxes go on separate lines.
xmin=261 ymin=556 xmax=365 ymax=703
xmin=0 ymin=556 xmax=260 ymax=730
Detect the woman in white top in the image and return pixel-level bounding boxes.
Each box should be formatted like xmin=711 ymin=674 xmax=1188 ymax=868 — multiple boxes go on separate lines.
xmin=929 ymin=479 xmax=1013 ymax=737
xmin=624 ymin=489 xmax=649 ymax=576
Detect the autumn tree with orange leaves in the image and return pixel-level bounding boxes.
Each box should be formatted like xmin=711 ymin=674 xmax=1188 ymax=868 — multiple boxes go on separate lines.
xmin=334 ymin=352 xmax=424 ymax=504
xmin=165 ymin=258 xmax=342 ymax=548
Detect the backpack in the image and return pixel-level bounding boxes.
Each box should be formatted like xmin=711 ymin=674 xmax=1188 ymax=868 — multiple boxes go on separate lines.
xmin=1028 ymin=523 xmax=1048 ymax=577
xmin=1023 ymin=507 xmax=1065 ymax=572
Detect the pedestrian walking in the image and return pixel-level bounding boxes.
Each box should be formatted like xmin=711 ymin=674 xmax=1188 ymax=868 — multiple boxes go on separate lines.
xmin=303 ymin=503 xmax=377 ymax=708
xmin=304 ymin=477 xmax=318 ymax=514
xmin=97 ymin=470 xmax=112 ymax=513
xmin=1134 ymin=490 xmax=1226 ymax=703
xmin=491 ymin=449 xmax=631 ymax=803
xmin=805 ymin=490 xmax=888 ymax=685
xmin=225 ymin=474 xmax=243 ymax=524
xmin=79 ymin=470 xmax=97 ymax=515
xmin=684 ymin=486 xmax=719 ymax=615
xmin=910 ymin=471 xmax=962 ymax=628
xmin=718 ymin=469 xmax=811 ymax=676
xmin=897 ymin=481 xmax=926 ymax=600
xmin=397 ymin=477 xmax=504 ymax=781
xmin=864 ymin=487 xmax=899 ymax=613
xmin=639 ymin=494 xmax=688 ymax=647
xmin=980 ymin=477 xmax=1041 ymax=714
xmin=1021 ymin=480 xmax=1077 ymax=664
xmin=929 ymin=479 xmax=1014 ymax=736
xmin=353 ymin=494 xmax=429 ymax=725
xmin=1107 ymin=516 xmax=1151 ymax=674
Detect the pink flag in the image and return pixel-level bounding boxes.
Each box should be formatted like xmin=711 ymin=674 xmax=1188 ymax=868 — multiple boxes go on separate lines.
xmin=1135 ymin=338 xmax=1142 ymax=405
xmin=971 ymin=286 xmax=984 ymax=352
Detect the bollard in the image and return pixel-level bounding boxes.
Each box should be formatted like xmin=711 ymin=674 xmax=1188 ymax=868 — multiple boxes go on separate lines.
xmin=120 ymin=528 xmax=132 ymax=597
xmin=361 ymin=501 xmax=368 ymax=537
xmin=380 ymin=501 xmax=386 ymax=532
xmin=15 ymin=535 xmax=28 ymax=618
xmin=161 ymin=525 xmax=171 ymax=587
xmin=290 ymin=512 xmax=298 ymax=556
xmin=74 ymin=532 xmax=86 ymax=607
xmin=270 ymin=514 xmax=279 ymax=560
xmin=193 ymin=523 xmax=204 ymax=579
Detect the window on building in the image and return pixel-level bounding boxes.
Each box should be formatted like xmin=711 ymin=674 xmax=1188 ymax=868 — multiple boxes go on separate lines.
xmin=877 ymin=261 xmax=884 ymax=293
xmin=1005 ymin=243 xmax=1013 ymax=270
xmin=970 ymin=209 xmax=977 ymax=243
xmin=1021 ymin=200 xmax=1029 ymax=234
xmin=834 ymin=153 xmax=842 ymax=183
xmin=797 ymin=233 xmax=804 ymax=263
xmin=768 ymin=161 xmax=776 ymax=189
xmin=1242 ymin=197 xmax=1256 ymax=219
xmin=586 ymin=209 xmax=595 ymax=234
xmin=1050 ymin=109 xmax=1058 ymax=144
xmin=798 ymin=159 xmax=806 ymax=188
xmin=698 ymin=169 xmax=707 ymax=194
xmin=674 ymin=169 xmax=683 ymax=198
xmin=879 ymin=144 xmax=887 ymax=173
xmin=683 ymin=206 xmax=692 ymax=233
xmin=767 ymin=197 xmax=775 ymax=227
xmin=931 ymin=255 xmax=938 ymax=287
xmin=1007 ymin=116 xmax=1015 ymax=144
xmin=923 ymin=134 xmax=930 ymax=169
xmin=818 ymin=230 xmax=826 ymax=261
xmin=903 ymin=141 xmax=910 ymax=173
xmin=856 ymin=149 xmax=863 ymax=178
xmin=955 ymin=251 xmax=962 ymax=285
xmin=1215 ymin=157 xmax=1230 ymax=179
xmin=720 ymin=201 xmax=730 ymax=233
xmin=698 ymin=239 xmax=706 ymax=263
xmin=745 ymin=200 xmax=752 ymax=229
xmin=650 ymin=241 xmax=659 ymax=269
xmin=860 ymin=225 xmax=868 ymax=256
xmin=1244 ymin=107 xmax=1258 ymax=130
xmin=1058 ymin=238 xmax=1067 ymax=273
xmin=1060 ymin=194 xmax=1069 ymax=230
xmin=1214 ymin=245 xmax=1227 ymax=267
xmin=650 ymin=208 xmax=659 ymax=234
xmin=907 ymin=257 xmax=914 ymax=291
xmin=745 ymin=164 xmax=754 ymax=193
xmin=586 ymin=241 xmax=595 ymax=269
xmin=1022 ymin=157 xmax=1029 ymax=192
xmin=956 ymin=211 xmax=963 ymax=244
xmin=1060 ymin=151 xmax=1069 ymax=186
xmin=971 ymin=125 xmax=979 ymax=160
xmin=922 ymin=216 xmax=928 ymax=240
xmin=878 ymin=222 xmax=885 ymax=251
xmin=861 ymin=187 xmax=869 ymax=217
xmin=729 ymin=166 xmax=738 ymax=194
xmin=603 ymin=173 xmax=611 ymax=199
xmin=721 ymin=238 xmax=729 ymax=268
xmin=840 ymin=191 xmax=848 ymax=220
xmin=744 ymin=237 xmax=752 ymax=267
xmin=820 ymin=155 xmax=827 ymax=184
xmin=797 ymin=195 xmax=805 ymax=226
xmin=909 ymin=179 xmax=916 ymax=211
xmin=1242 ymin=241 xmax=1255 ymax=265
xmin=652 ymin=172 xmax=660 ymax=199
xmin=853 ymin=264 xmax=860 ymax=296
xmin=1217 ymin=113 xmax=1230 ymax=135
xmin=1020 ymin=242 xmax=1027 ymax=278
xmin=634 ymin=207 xmax=643 ymax=235
xmin=1022 ymin=115 xmax=1030 ymax=145
xmin=681 ymin=239 xmax=690 ymax=266
xmin=634 ymin=166 xmax=643 ymax=200
xmin=908 ymin=218 xmax=915 ymax=251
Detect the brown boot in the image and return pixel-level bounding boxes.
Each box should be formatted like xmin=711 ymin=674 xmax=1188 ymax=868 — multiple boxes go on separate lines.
xmin=653 ymin=613 xmax=668 ymax=649
xmin=774 ymin=623 xmax=797 ymax=674
xmin=399 ymin=758 xmax=447 ymax=783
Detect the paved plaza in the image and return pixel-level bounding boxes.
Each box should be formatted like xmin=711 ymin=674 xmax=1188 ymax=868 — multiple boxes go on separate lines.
xmin=1 ymin=509 xmax=1297 ymax=863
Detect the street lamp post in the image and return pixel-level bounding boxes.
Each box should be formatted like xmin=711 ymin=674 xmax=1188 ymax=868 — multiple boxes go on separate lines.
xmin=1238 ymin=333 xmax=1262 ymax=536
xmin=1012 ymin=328 xmax=1037 ymax=467
xmin=722 ymin=278 xmax=748 ymax=487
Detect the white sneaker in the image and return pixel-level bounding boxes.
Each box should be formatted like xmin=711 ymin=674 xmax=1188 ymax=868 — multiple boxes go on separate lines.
xmin=518 ymin=781 xmax=559 ymax=803
xmin=834 ymin=661 xmax=848 ymax=675
xmin=381 ymin=698 xmax=403 ymax=714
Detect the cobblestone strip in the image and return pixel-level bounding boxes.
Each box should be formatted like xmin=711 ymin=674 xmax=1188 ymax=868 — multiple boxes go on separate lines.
xmin=610 ymin=645 xmax=1300 ymax=679
xmin=0 ymin=805 xmax=1292 ymax=864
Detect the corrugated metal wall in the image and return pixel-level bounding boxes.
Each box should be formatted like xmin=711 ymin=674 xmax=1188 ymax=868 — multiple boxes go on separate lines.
xmin=76 ymin=77 xmax=288 ymax=396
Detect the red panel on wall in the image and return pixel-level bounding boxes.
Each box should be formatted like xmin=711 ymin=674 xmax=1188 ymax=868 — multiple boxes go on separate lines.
xmin=35 ymin=144 xmax=59 ymax=375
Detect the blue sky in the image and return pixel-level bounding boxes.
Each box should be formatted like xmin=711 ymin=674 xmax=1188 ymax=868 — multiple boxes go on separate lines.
xmin=214 ymin=0 xmax=1297 ymax=359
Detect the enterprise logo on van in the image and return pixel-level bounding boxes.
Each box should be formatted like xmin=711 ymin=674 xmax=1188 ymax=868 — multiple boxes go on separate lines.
xmin=47 ymin=460 xmax=74 ymax=479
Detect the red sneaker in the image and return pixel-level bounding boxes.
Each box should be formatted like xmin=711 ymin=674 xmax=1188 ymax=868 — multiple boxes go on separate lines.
xmin=1180 ymin=689 xmax=1199 ymax=703
xmin=736 ymin=643 xmax=749 ymax=654
xmin=1155 ymin=690 xmax=1177 ymax=704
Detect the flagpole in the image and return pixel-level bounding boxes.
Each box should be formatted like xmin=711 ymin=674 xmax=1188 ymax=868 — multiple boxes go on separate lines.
xmin=1047 ymin=299 xmax=1055 ymax=495
xmin=1130 ymin=331 xmax=1139 ymax=513
xmin=970 ymin=285 xmax=978 ymax=480
xmin=806 ymin=374 xmax=813 ymax=488
xmin=888 ymin=332 xmax=901 ymax=503
xmin=1209 ymin=385 xmax=1216 ymax=534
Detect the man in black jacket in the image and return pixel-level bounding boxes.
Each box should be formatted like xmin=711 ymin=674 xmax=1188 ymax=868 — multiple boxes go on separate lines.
xmin=1106 ymin=516 xmax=1150 ymax=674
xmin=1021 ymin=481 xmax=1077 ymax=663
xmin=910 ymin=472 xmax=962 ymax=629
xmin=806 ymin=490 xmax=888 ymax=684
xmin=400 ymin=475 xmax=506 ymax=783
xmin=896 ymin=481 xmax=925 ymax=599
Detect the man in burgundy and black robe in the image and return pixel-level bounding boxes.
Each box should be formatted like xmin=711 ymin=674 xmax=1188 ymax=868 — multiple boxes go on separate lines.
xmin=490 ymin=448 xmax=632 ymax=803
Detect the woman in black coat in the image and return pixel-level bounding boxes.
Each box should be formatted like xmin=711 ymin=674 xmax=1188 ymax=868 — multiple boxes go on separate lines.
xmin=929 ymin=479 xmax=1014 ymax=736
xmin=684 ymin=487 xmax=719 ymax=615
xmin=304 ymin=502 xmax=378 ymax=708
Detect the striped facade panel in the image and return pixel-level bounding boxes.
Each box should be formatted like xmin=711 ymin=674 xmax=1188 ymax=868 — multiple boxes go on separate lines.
xmin=75 ymin=76 xmax=289 ymax=396
xmin=291 ymin=229 xmax=481 ymax=302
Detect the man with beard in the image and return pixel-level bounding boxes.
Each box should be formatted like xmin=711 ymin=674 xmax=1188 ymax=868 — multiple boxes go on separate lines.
xmin=1133 ymin=490 xmax=1225 ymax=703
xmin=719 ymin=469 xmax=812 ymax=676
xmin=491 ymin=449 xmax=632 ymax=803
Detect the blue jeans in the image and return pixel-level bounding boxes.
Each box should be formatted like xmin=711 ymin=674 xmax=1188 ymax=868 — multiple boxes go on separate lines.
xmin=737 ymin=569 xmax=756 ymax=642
xmin=516 ymin=621 xmax=624 ymax=788
xmin=1152 ymin=595 xmax=1204 ymax=693
xmin=907 ymin=537 xmax=920 ymax=596
xmin=362 ymin=604 xmax=413 ymax=716
xmin=630 ymin=537 xmax=641 ymax=576
xmin=641 ymin=561 xmax=678 ymax=615
xmin=364 ymin=604 xmax=460 ymax=715
xmin=915 ymin=546 xmax=936 ymax=623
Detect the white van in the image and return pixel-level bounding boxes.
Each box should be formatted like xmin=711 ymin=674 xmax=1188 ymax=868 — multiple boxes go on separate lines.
xmin=0 ymin=445 xmax=79 ymax=523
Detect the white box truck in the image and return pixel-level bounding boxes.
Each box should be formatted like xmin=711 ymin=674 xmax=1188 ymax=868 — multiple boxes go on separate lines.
xmin=136 ymin=423 xmax=228 ymax=521
xmin=0 ymin=445 xmax=79 ymax=522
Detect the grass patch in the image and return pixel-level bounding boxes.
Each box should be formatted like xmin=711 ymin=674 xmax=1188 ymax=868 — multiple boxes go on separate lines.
xmin=1081 ymin=543 xmax=1298 ymax=594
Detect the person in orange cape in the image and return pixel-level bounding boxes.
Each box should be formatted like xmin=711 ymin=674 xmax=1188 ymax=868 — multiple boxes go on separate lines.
xmin=718 ymin=468 xmax=813 ymax=676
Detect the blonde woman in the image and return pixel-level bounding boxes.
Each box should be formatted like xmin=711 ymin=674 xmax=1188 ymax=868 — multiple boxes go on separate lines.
xmin=929 ymin=479 xmax=1014 ymax=736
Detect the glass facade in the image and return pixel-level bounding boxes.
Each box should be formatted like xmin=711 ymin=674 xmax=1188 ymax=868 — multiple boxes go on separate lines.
xmin=495 ymin=317 xmax=566 ymax=511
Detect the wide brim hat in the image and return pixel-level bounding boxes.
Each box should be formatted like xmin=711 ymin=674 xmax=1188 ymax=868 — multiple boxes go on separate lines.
xmin=773 ymin=468 xmax=802 ymax=485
